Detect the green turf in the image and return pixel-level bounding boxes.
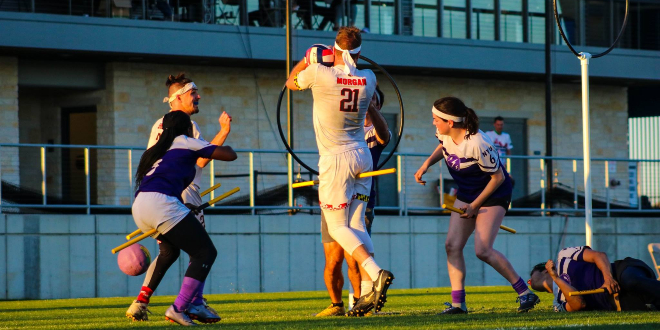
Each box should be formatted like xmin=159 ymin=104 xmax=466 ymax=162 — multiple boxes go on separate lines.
xmin=1 ymin=286 xmax=658 ymax=329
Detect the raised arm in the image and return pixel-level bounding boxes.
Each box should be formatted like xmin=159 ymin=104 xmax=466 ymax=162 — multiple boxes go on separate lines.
xmin=368 ymin=96 xmax=390 ymax=145
xmin=414 ymin=143 xmax=444 ymax=185
xmin=197 ymin=111 xmax=232 ymax=168
xmin=546 ymin=260 xmax=586 ymax=312
xmin=285 ymin=60 xmax=309 ymax=91
xmin=581 ymin=249 xmax=620 ymax=294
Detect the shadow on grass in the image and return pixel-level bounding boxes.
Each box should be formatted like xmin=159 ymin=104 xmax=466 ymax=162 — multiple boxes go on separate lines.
xmin=85 ymin=313 xmax=660 ymax=330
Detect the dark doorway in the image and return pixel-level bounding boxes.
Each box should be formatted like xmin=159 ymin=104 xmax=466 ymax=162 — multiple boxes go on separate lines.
xmin=61 ymin=107 xmax=97 ymax=205
xmin=480 ymin=116 xmax=528 ymax=201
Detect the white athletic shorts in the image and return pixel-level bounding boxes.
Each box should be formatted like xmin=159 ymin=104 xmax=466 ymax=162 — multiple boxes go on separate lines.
xmin=182 ymin=184 xmax=205 ymax=227
xmin=318 ymin=147 xmax=372 ymax=211
xmin=132 ymin=192 xmax=190 ymax=235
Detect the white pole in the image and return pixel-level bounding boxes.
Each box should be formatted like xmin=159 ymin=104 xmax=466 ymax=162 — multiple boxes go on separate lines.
xmin=580 ymin=52 xmax=593 ymax=248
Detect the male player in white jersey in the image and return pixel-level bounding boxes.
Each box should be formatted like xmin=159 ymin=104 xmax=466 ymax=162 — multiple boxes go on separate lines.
xmin=126 ymin=73 xmax=231 ymax=323
xmin=286 ymin=27 xmax=394 ymax=316
xmin=484 ymin=116 xmax=514 ymax=183
xmin=316 ymin=87 xmax=390 ymax=317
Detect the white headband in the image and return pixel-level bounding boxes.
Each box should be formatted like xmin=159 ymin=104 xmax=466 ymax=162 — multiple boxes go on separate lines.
xmin=334 ymin=42 xmax=361 ymax=76
xmin=163 ymin=82 xmax=197 ymax=104
xmin=432 ymin=106 xmax=464 ymax=122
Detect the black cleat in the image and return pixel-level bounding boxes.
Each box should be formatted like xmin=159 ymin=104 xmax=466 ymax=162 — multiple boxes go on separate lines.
xmin=346 ymin=291 xmax=375 ymax=317
xmin=439 ymin=302 xmax=468 ymax=315
xmin=517 ymin=292 xmax=540 ymax=312
xmin=373 ymin=269 xmax=395 ymax=313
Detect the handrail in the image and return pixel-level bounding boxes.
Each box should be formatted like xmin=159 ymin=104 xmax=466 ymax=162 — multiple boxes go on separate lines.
xmin=1 ymin=143 xmax=658 ymax=162
xmin=1 ymin=143 xmax=658 ymax=214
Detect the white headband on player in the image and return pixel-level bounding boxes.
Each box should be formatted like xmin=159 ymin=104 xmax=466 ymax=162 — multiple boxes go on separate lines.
xmin=432 ymin=106 xmax=464 ymax=122
xmin=334 ymin=42 xmax=361 ymax=76
xmin=163 ymin=82 xmax=197 ymax=104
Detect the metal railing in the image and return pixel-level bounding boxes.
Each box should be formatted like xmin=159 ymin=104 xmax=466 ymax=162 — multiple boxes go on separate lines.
xmin=1 ymin=143 xmax=659 ymax=215
xmin=1 ymin=0 xmax=655 ymax=50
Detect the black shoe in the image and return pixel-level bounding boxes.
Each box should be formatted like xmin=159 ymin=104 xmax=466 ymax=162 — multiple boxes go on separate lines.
xmin=517 ymin=292 xmax=540 ymax=312
xmin=373 ymin=269 xmax=395 ymax=313
xmin=346 ymin=291 xmax=375 ymax=317
xmin=439 ymin=302 xmax=468 ymax=315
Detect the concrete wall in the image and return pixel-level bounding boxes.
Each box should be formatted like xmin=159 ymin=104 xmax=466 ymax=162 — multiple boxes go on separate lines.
xmin=1 ymin=214 xmax=658 ymax=300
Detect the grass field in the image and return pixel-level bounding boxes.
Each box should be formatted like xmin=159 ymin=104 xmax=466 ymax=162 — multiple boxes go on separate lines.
xmin=1 ymin=286 xmax=659 ymax=329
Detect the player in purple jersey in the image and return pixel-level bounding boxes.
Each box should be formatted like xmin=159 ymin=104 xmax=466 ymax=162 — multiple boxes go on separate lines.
xmin=317 ymin=87 xmax=390 ymax=316
xmin=132 ymin=111 xmax=236 ymax=326
xmin=127 ymin=74 xmax=232 ymax=324
xmin=414 ymin=97 xmax=539 ymax=314
xmin=529 ymin=246 xmax=660 ymax=312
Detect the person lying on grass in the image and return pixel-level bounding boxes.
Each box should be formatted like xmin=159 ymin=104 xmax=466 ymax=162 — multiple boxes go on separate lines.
xmin=529 ymin=246 xmax=660 ymax=312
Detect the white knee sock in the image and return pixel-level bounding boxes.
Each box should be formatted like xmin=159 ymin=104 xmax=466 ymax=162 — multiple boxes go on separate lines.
xmin=360 ymin=280 xmax=373 ymax=297
xmin=348 ymin=200 xmax=374 ymax=254
xmin=360 ymin=257 xmax=381 ymax=280
xmin=324 ymin=208 xmax=364 ymax=255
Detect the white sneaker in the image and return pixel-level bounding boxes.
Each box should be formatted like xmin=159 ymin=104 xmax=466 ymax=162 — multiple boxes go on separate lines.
xmin=165 ymin=305 xmax=197 ymax=326
xmin=125 ymin=300 xmax=151 ymax=321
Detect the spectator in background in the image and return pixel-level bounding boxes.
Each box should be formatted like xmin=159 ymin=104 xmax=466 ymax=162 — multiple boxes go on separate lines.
xmin=485 ymin=116 xmax=514 ymax=182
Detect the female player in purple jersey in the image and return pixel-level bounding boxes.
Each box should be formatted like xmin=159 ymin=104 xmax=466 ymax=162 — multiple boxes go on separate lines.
xmin=132 ymin=111 xmax=236 ymax=325
xmin=414 ymin=97 xmax=539 ymax=314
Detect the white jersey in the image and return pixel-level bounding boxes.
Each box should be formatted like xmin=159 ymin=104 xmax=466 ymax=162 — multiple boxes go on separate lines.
xmin=484 ymin=131 xmax=513 ymax=158
xmin=296 ymin=63 xmax=377 ymax=155
xmin=148 ymin=116 xmax=206 ymax=189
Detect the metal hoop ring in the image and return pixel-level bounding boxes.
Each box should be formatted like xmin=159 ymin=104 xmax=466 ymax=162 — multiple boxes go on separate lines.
xmin=553 ymin=0 xmax=629 ymax=59
xmin=276 ymin=55 xmax=405 ymax=176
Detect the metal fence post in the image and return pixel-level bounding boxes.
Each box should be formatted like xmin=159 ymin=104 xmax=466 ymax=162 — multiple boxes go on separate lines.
xmin=128 ymin=150 xmax=133 ymax=205
xmin=41 ymin=147 xmax=46 ymax=205
xmin=210 ymin=160 xmax=215 ymax=205
xmin=605 ymin=161 xmax=610 ymax=217
xmin=249 ymin=152 xmax=255 ymax=215
xmin=540 ymin=159 xmax=545 ymax=216
xmin=85 ymin=148 xmax=90 ymax=214
xmin=397 ymin=155 xmax=403 ymax=216
xmin=573 ymin=159 xmax=578 ymax=210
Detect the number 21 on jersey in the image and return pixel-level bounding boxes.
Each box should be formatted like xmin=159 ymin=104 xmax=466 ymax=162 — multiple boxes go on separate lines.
xmin=340 ymin=88 xmax=359 ymax=112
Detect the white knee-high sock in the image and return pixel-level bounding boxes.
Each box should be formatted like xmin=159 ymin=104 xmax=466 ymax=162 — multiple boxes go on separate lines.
xmin=360 ymin=280 xmax=373 ymax=296
xmin=360 ymin=257 xmax=381 ymax=280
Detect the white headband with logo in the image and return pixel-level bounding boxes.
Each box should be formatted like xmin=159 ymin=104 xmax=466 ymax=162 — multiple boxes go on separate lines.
xmin=432 ymin=106 xmax=464 ymax=122
xmin=163 ymin=82 xmax=197 ymax=104
xmin=334 ymin=42 xmax=361 ymax=76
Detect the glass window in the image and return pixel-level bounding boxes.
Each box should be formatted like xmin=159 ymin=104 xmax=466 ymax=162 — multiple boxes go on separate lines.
xmin=371 ymin=0 xmax=396 ymax=34
xmin=501 ymin=0 xmax=523 ymax=42
xmin=443 ymin=0 xmax=467 ymax=39
xmin=414 ymin=0 xmax=438 ymax=37
xmin=528 ymin=0 xmax=545 ymax=44
xmin=471 ymin=0 xmax=495 ymax=40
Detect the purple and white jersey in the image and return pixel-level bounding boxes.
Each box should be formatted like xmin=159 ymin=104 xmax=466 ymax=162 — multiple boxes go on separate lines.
xmin=137 ymin=135 xmax=216 ymax=201
xmin=552 ymin=246 xmax=614 ymax=312
xmin=436 ymin=129 xmax=512 ymax=203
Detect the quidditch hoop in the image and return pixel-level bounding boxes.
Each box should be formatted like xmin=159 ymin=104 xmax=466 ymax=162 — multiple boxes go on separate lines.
xmin=277 ymin=55 xmax=405 ymax=175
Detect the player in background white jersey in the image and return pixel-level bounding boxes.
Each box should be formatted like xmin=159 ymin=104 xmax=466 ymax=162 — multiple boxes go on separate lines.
xmin=127 ymin=74 xmax=232 ymax=323
xmin=132 ymin=111 xmax=236 ymax=325
xmin=414 ymin=97 xmax=539 ymax=314
xmin=484 ymin=116 xmax=514 ymax=182
xmin=285 ymin=27 xmax=394 ymax=316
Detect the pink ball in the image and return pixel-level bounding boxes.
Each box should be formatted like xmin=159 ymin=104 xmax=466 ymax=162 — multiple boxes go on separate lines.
xmin=305 ymin=44 xmax=334 ymax=67
xmin=117 ymin=244 xmax=151 ymax=276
